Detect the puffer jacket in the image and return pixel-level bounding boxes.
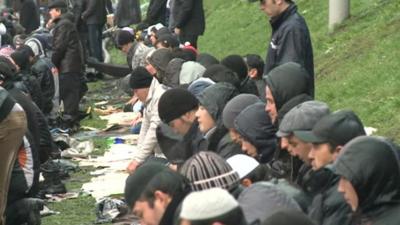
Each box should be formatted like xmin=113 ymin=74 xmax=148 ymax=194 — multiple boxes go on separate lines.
xmin=334 ymin=136 xmax=400 ymax=225
xmin=51 ymin=13 xmax=84 ymax=74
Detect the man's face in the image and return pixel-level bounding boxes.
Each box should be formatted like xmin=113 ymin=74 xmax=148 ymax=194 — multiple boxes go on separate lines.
xmin=49 ymin=8 xmax=61 ymax=20
xmin=195 ymin=106 xmax=215 ymax=133
xmin=265 ymin=86 xmax=277 ymax=123
xmin=288 ymin=135 xmax=312 ymax=164
xmin=308 ymin=143 xmax=335 ymax=170
xmin=338 ymin=177 xmax=359 ymax=212
xmin=133 ymin=88 xmax=150 ymax=102
xmin=260 ymin=0 xmax=284 ymax=18
xmin=241 ymin=138 xmax=258 ymax=158
xmin=133 ymin=200 xmax=165 ymax=225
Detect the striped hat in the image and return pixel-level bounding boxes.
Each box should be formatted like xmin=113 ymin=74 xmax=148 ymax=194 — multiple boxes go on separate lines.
xmin=180 ymin=151 xmax=240 ymax=192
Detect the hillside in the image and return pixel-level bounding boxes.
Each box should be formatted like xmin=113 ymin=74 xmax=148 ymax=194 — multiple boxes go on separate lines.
xmin=199 ymin=0 xmax=400 ymax=140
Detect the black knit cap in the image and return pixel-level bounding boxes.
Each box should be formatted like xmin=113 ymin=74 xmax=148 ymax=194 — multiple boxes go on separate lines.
xmin=124 ymin=162 xmax=167 ymax=208
xmin=129 ymin=66 xmax=153 ymax=90
xmin=48 ymin=0 xmax=68 ymax=9
xmin=158 ymin=88 xmax=199 ymax=124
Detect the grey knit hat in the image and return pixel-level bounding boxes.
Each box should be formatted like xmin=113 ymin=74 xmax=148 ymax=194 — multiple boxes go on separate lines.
xmin=222 ymin=94 xmax=261 ymax=129
xmin=147 ymin=48 xmax=173 ymax=73
xmin=180 ymin=151 xmax=240 ymax=192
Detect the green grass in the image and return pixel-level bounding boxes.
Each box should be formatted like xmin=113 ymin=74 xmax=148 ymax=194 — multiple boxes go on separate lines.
xmin=199 ymin=0 xmax=400 ymax=140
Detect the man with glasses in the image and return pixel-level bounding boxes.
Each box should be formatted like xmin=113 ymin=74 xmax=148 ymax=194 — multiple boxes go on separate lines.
xmin=260 ymin=0 xmax=314 ymax=97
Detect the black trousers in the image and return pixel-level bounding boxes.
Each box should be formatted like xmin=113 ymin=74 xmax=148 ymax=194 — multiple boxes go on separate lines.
xmin=59 ymin=73 xmax=83 ymax=123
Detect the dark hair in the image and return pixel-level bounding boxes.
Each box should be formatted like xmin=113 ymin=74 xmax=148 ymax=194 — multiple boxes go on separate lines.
xmin=171 ymin=48 xmax=196 ymax=61
xmin=242 ymin=164 xmax=270 ymax=183
xmin=202 ymin=64 xmax=240 ymax=88
xmin=244 ymin=54 xmax=264 ymax=79
xmin=139 ymin=170 xmax=189 ymax=207
xmin=188 ymin=207 xmax=247 ymax=225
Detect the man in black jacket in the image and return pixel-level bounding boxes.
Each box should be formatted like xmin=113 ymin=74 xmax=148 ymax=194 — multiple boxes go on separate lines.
xmin=260 ymin=0 xmax=314 ymax=96
xmin=172 ymin=0 xmax=205 ymax=48
xmin=18 ymin=0 xmax=40 ymax=34
xmin=49 ymin=0 xmax=85 ymax=130
xmin=158 ymin=88 xmax=207 ymax=165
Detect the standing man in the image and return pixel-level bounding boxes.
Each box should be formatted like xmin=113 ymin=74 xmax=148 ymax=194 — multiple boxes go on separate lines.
xmin=260 ymin=0 xmax=314 ymax=96
xmin=49 ymin=0 xmax=85 ymax=130
xmin=81 ymin=0 xmax=107 ymax=62
xmin=172 ymin=0 xmax=205 ymax=48
xmin=18 ymin=0 xmax=40 ymax=34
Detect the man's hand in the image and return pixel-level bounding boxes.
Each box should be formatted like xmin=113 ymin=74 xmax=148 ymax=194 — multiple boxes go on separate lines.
xmin=127 ymin=160 xmax=140 ymax=173
xmin=174 ymin=28 xmax=181 ymax=35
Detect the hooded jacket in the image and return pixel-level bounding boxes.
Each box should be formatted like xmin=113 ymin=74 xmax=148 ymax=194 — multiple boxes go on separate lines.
xmin=264 ymin=3 xmax=314 ymax=96
xmin=234 ymin=102 xmax=277 ymax=163
xmin=334 ymin=136 xmax=400 ymax=225
xmin=198 ymin=82 xmax=241 ymax=159
xmin=264 ymin=62 xmax=311 ymax=112
xmin=307 ymin=166 xmax=352 ymax=225
xmin=238 ymin=182 xmax=301 ymax=224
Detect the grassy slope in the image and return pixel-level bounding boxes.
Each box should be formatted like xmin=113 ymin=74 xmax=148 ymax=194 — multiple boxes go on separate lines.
xmin=199 ymin=0 xmax=400 ymax=140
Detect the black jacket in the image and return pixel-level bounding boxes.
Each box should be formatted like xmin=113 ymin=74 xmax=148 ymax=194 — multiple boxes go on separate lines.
xmin=173 ymin=0 xmax=205 ymax=36
xmin=8 ymin=87 xmax=55 ymax=163
xmin=13 ymin=71 xmax=43 ymax=111
xmin=31 ymin=58 xmax=56 ymax=114
xmin=82 ymin=0 xmax=108 ymax=25
xmin=146 ymin=0 xmax=168 ymax=26
xmin=307 ymin=166 xmax=352 ymax=225
xmin=19 ymin=0 xmax=40 ymax=34
xmin=198 ymin=82 xmax=241 ymax=159
xmin=51 ymin=13 xmax=84 ymax=74
xmin=264 ymin=4 xmax=314 ymax=96
xmin=115 ymin=0 xmax=141 ymax=27
xmin=234 ymin=102 xmax=277 ymax=163
xmin=334 ymin=136 xmax=400 ymax=225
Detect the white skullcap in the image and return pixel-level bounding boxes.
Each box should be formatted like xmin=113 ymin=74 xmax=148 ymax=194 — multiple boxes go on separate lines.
xmin=180 ymin=188 xmax=239 ymax=221
xmin=227 ymin=154 xmax=260 ymax=179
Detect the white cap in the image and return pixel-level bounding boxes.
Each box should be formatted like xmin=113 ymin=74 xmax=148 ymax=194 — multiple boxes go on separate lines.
xmin=227 ymin=154 xmax=260 ymax=179
xmin=180 ymin=188 xmax=239 ymax=220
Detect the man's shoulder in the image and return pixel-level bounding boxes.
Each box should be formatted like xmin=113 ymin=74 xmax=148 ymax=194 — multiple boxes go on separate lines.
xmin=280 ymin=12 xmax=309 ymax=32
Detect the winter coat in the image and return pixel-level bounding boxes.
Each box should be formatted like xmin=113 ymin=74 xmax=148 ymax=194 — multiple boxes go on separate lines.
xmin=238 ymin=181 xmax=301 ymax=224
xmin=0 ymin=86 xmax=15 ymax=122
xmin=264 ymin=3 xmax=314 ymax=96
xmin=198 ymin=82 xmax=242 ymax=159
xmin=133 ymin=79 xmax=167 ymax=163
xmin=82 ymin=0 xmax=107 ymax=25
xmin=19 ymin=0 xmax=40 ymax=34
xmin=146 ymin=0 xmax=168 ymax=26
xmin=13 ymin=71 xmax=43 ymax=111
xmin=334 ymin=136 xmax=400 ymax=225
xmin=172 ymin=0 xmax=205 ymax=36
xmin=308 ymin=166 xmax=352 ymax=225
xmin=51 ymin=13 xmax=84 ymax=74
xmin=264 ymin=62 xmax=311 ymax=112
xmin=115 ymin=0 xmax=141 ymax=27
xmin=234 ymin=102 xmax=277 ymax=163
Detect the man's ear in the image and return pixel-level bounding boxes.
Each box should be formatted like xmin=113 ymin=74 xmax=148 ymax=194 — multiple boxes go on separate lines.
xmin=241 ymin=178 xmax=253 ymax=187
xmin=248 ymin=68 xmax=258 ymax=79
xmin=154 ymin=190 xmax=171 ymax=207
xmin=332 ymin=145 xmax=343 ymax=161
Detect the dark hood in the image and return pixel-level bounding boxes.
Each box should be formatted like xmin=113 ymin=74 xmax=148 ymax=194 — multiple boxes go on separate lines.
xmin=334 ymin=136 xmax=400 ymax=214
xmin=264 ymin=62 xmax=310 ymax=111
xmin=164 ymin=58 xmax=185 ymax=88
xmin=196 ymin=53 xmax=219 ymax=69
xmin=234 ymin=102 xmax=277 ymax=163
xmin=277 ymin=93 xmax=313 ymax=126
xmin=238 ymin=182 xmax=301 ymax=224
xmin=202 ymin=64 xmax=241 ymax=88
xmin=198 ymin=82 xmax=239 ymax=127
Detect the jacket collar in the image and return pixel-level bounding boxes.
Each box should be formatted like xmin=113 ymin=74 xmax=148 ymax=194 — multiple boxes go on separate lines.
xmin=270 ymin=3 xmax=297 ymax=31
